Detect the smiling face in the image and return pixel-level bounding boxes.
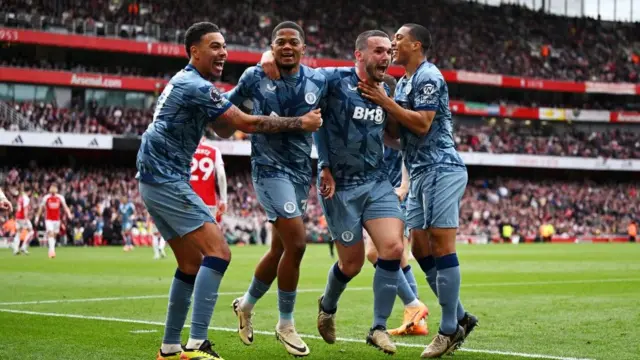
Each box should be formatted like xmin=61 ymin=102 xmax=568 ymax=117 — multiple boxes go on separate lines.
xmin=355 ymin=36 xmax=392 ymax=83
xmin=190 ymin=31 xmax=228 ymax=78
xmin=271 ymin=28 xmax=305 ymax=71
xmin=391 ymin=26 xmax=419 ymax=66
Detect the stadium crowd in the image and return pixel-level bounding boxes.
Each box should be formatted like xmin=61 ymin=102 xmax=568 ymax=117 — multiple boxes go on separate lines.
xmin=1 ymin=167 xmax=636 ymax=246
xmin=0 ymin=166 xmax=326 ymax=246
xmin=2 ymin=0 xmax=639 ymax=82
xmin=3 ymin=102 xmax=640 ymax=159
xmin=455 ymin=123 xmax=640 ymax=159
xmin=1 ymin=57 xmax=174 ymax=80
xmin=1 ymin=101 xmax=152 ymax=135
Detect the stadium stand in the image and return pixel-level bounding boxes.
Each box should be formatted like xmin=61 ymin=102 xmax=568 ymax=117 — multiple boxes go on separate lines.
xmin=0 ymin=0 xmax=638 ymax=246
xmin=1 ymin=0 xmax=639 ymax=82
xmin=2 ymin=102 xmax=639 ymax=159
xmin=1 ymin=165 xmax=637 ymax=245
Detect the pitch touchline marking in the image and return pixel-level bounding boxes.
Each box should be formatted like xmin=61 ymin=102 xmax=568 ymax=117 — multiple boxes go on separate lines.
xmin=1 ymin=278 xmax=638 ymax=306
xmin=130 ymin=329 xmax=158 ymax=334
xmin=0 ymin=308 xmax=594 ymax=360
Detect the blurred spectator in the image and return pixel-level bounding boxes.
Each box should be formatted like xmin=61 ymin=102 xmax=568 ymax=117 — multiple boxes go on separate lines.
xmin=455 ymin=122 xmax=640 ymax=159
xmin=2 ymin=1 xmax=639 ymax=82
xmin=1 ymin=167 xmax=637 ymax=244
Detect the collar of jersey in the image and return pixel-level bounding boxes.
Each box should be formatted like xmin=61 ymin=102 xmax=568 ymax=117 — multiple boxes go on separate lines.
xmin=402 ymin=60 xmax=429 ymax=84
xmin=184 ymin=63 xmax=205 ymax=79
xmin=279 ymin=65 xmax=304 ymax=87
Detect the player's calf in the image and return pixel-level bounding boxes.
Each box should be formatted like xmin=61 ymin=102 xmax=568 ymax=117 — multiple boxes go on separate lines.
xmin=317 ymin=261 xmax=357 ymax=344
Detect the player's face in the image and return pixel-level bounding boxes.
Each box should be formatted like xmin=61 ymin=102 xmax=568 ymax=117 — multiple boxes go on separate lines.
xmin=49 ymin=185 xmax=57 ymax=194
xmin=191 ymin=32 xmax=227 ymax=78
xmin=356 ymin=36 xmax=392 ymax=83
xmin=391 ymin=26 xmax=415 ymax=65
xmin=271 ymin=29 xmax=305 ymax=70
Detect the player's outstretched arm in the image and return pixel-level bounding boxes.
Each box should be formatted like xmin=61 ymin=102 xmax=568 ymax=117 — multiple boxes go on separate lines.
xmin=218 ymin=105 xmax=322 ymax=133
xmin=312 ymin=123 xmax=335 ymax=198
xmin=358 ymin=81 xmax=434 ymax=136
xmin=0 ymin=188 xmax=12 ymax=213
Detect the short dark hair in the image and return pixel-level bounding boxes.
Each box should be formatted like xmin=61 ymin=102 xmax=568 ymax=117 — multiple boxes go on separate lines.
xmin=184 ymin=22 xmax=221 ymax=58
xmin=402 ymin=23 xmax=432 ymax=55
xmin=382 ymin=74 xmax=397 ymax=97
xmin=355 ymin=30 xmax=390 ymax=51
xmin=271 ymin=21 xmax=305 ymax=42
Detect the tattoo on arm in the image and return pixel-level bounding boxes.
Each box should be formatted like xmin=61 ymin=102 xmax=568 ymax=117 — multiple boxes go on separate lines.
xmin=252 ymin=116 xmax=302 ymax=133
xmin=219 ymin=105 xmax=304 ymax=133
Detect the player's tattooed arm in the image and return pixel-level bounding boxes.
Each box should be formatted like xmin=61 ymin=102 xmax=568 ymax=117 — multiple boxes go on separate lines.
xmin=217 ymin=105 xmax=322 ymax=133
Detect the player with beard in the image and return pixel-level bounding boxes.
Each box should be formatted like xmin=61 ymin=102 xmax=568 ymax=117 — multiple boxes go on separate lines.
xmin=225 ymin=21 xmax=327 ymax=357
xmin=364 ymin=74 xmax=429 ymax=337
xmin=358 ymin=23 xmax=478 ymax=358
xmin=138 ymin=22 xmax=323 ymax=360
xmin=261 ymin=30 xmax=419 ymax=354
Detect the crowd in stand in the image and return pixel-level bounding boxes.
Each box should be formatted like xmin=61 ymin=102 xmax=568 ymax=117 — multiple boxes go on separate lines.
xmin=460 ymin=177 xmax=638 ymax=240
xmin=1 ymin=101 xmax=153 ymax=136
xmin=1 ymin=57 xmax=174 ymax=80
xmin=455 ymin=123 xmax=640 ymax=159
xmin=1 ymin=166 xmax=637 ymax=246
xmin=2 ymin=0 xmax=639 ymax=82
xmin=3 ymin=101 xmax=640 ymax=159
xmin=0 ymin=166 xmax=327 ymax=245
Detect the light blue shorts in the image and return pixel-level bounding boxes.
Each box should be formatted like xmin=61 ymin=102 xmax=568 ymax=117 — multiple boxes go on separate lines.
xmin=320 ymin=180 xmax=404 ymax=246
xmin=406 ymin=168 xmax=467 ymax=230
xmin=139 ymin=180 xmax=215 ymax=241
xmin=253 ymin=176 xmax=310 ymax=222
xmin=122 ymin=221 xmax=133 ymax=232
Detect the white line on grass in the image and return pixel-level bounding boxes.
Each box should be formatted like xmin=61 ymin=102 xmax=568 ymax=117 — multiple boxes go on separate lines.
xmin=0 ymin=308 xmax=593 ymax=360
xmin=129 ymin=329 xmax=158 ymax=334
xmin=1 ymin=277 xmax=637 ymax=306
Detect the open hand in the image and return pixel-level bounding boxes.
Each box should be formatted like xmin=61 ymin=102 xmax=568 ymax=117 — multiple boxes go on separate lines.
xmin=358 ymin=81 xmax=390 ymax=106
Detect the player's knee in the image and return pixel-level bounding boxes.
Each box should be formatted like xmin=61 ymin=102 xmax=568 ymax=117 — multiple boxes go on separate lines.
xmin=216 ymin=243 xmax=232 ymax=262
xmin=178 ymin=260 xmax=201 ymax=275
xmin=267 ymin=245 xmax=285 ymax=259
xmin=339 ymin=257 xmax=364 ymax=278
xmin=366 ymin=245 xmax=378 ymax=265
xmin=285 ymin=240 xmax=307 ymax=260
xmin=379 ymin=240 xmax=404 ymax=260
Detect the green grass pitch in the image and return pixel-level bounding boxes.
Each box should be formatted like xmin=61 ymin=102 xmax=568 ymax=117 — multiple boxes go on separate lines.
xmin=0 ymin=243 xmax=639 ymax=360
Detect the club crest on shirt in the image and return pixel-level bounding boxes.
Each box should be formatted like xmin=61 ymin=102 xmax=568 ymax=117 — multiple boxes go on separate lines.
xmin=305 ymin=92 xmax=317 ymax=105
xmin=404 ymin=82 xmax=412 ymax=95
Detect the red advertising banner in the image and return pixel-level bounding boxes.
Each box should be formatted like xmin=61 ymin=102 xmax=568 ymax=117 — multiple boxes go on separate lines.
xmin=3 ymin=28 xmax=640 ymax=95
xmin=0 ymin=67 xmax=234 ymax=92
xmin=500 ymin=105 xmax=539 ymax=119
xmin=610 ymin=111 xmax=640 ymax=123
